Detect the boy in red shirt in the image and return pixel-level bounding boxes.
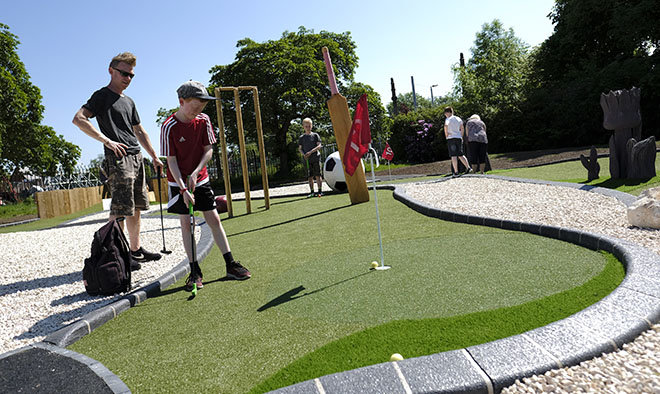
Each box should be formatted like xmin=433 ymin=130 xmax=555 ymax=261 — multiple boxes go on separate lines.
xmin=161 ymin=81 xmax=250 ymax=290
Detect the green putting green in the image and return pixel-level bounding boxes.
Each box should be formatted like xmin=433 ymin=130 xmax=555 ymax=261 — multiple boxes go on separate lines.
xmin=69 ymin=191 xmax=623 ymax=394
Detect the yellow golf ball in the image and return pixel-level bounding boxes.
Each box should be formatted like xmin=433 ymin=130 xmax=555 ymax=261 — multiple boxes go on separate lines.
xmin=370 ymin=261 xmax=379 ymax=269
xmin=390 ymin=353 xmax=404 ymax=361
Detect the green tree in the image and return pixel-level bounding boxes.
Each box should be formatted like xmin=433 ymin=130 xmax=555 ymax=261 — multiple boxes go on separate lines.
xmin=522 ymin=0 xmax=660 ymax=149
xmin=452 ymin=19 xmax=530 ymax=151
xmin=343 ymin=82 xmax=389 ymax=142
xmin=0 ymin=23 xmax=80 ymax=176
xmin=209 ymin=26 xmax=360 ymax=176
xmin=386 ymin=92 xmax=435 ymax=116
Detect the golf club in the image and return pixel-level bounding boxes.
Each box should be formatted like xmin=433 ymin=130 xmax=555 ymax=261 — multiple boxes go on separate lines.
xmin=188 ymin=200 xmax=202 ymax=296
xmin=156 ymin=170 xmax=172 ymax=254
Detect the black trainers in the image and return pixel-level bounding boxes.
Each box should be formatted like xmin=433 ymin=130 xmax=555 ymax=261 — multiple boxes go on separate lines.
xmin=226 ymin=261 xmax=251 ymax=280
xmin=131 ymin=247 xmax=162 ymax=262
xmin=130 ymin=259 xmax=142 ymax=271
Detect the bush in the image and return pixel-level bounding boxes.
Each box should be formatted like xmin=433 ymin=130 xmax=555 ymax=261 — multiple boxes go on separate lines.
xmin=389 ymin=108 xmax=448 ymax=164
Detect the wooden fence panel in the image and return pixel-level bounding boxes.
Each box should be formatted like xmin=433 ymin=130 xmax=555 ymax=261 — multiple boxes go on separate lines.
xmin=35 ymin=186 xmax=102 ymax=219
xmin=152 ymin=178 xmax=169 ymax=204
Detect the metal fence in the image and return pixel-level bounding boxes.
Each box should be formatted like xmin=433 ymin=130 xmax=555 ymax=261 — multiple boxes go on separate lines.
xmin=206 ymin=140 xmax=385 ymax=180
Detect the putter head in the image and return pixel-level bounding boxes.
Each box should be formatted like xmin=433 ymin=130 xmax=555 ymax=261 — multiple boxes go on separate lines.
xmin=160 ymin=249 xmax=172 ymax=254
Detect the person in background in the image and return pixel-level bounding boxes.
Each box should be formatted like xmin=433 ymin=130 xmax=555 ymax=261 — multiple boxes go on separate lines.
xmin=466 ymin=114 xmax=488 ymax=174
xmin=298 ymin=118 xmax=323 ymax=197
xmin=443 ymin=106 xmax=472 ymax=177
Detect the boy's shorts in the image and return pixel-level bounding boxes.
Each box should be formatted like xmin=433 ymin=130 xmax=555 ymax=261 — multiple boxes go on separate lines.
xmin=167 ymin=182 xmax=216 ymax=214
xmin=106 ymin=152 xmax=150 ymax=217
xmin=447 ymin=138 xmax=464 ymax=157
xmin=307 ymin=158 xmax=321 ymax=178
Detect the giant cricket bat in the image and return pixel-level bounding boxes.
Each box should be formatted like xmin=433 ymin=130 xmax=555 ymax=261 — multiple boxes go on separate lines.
xmin=322 ymin=47 xmax=370 ymax=204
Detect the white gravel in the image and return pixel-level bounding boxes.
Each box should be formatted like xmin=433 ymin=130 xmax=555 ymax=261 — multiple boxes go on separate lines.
xmin=403 ymin=177 xmax=660 ymax=393
xmin=0 ymin=207 xmax=191 ymax=354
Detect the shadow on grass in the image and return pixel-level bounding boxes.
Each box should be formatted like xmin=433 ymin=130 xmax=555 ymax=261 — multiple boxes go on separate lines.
xmin=587 ymin=177 xmax=654 ymax=188
xmin=227 ymin=205 xmax=352 ymax=238
xmin=257 ymin=271 xmax=374 ymax=312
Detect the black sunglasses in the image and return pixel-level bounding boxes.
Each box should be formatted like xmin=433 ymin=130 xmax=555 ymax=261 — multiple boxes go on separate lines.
xmin=112 ymin=67 xmax=135 ymax=79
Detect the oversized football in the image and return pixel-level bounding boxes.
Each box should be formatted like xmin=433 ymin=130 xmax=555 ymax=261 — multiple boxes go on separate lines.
xmin=215 ymin=195 xmax=228 ymax=213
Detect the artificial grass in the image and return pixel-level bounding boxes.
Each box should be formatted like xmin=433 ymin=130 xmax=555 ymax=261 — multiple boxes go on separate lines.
xmin=489 ymin=154 xmax=660 ymax=196
xmin=251 ymin=253 xmax=624 ymax=393
xmin=69 ymin=191 xmax=621 ymax=394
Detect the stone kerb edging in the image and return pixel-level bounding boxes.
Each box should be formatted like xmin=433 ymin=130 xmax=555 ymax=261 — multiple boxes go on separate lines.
xmin=271 ymin=176 xmax=660 ymax=394
xmin=6 ymin=218 xmax=217 ymax=393
xmin=44 ymin=220 xmax=214 ymax=347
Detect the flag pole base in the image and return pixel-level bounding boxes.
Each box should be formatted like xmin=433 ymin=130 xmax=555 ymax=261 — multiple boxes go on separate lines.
xmin=375 ymin=265 xmax=391 ymax=271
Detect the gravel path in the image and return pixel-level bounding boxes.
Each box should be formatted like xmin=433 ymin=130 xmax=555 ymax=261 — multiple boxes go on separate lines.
xmin=403 ymin=177 xmax=660 ymax=393
xmin=0 ymin=207 xmax=190 ymax=354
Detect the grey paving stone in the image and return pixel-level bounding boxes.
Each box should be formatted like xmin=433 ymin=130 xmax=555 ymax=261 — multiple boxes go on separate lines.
xmin=577 ymin=231 xmax=600 ymax=251
xmin=600 ymin=286 xmax=660 ymax=324
xmin=621 ymin=273 xmax=660 ymax=299
xmin=467 ymin=215 xmax=486 ymax=226
xmin=524 ymin=319 xmax=616 ymax=367
xmin=319 ymin=362 xmax=408 ymax=394
xmin=398 ymin=350 xmax=491 ymax=393
xmin=539 ymin=224 xmax=562 ymax=240
xmin=520 ymin=222 xmax=541 ymax=235
xmin=467 ymin=335 xmax=561 ymax=391
xmin=483 ymin=217 xmax=502 ymax=229
xmin=567 ymin=302 xmax=650 ymax=347
xmin=86 ymin=305 xmax=116 ymax=332
xmin=500 ymin=219 xmax=522 ymax=231
xmin=453 ymin=213 xmax=470 ymax=224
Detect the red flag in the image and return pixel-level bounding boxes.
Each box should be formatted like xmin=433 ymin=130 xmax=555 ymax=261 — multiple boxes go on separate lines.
xmin=343 ymin=94 xmax=371 ymax=176
xmin=382 ymin=142 xmax=394 ymax=161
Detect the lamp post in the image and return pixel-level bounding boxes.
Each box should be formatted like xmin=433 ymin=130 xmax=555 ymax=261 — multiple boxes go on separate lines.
xmin=430 ymin=84 xmax=438 ymax=105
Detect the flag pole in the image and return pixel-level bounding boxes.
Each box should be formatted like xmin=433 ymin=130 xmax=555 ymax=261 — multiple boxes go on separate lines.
xmin=369 ymin=145 xmax=389 ymax=270
xmin=388 ymin=160 xmax=392 ymax=182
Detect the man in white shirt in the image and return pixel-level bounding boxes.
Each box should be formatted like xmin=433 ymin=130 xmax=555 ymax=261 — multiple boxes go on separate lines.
xmin=444 ymin=107 xmax=472 ymax=177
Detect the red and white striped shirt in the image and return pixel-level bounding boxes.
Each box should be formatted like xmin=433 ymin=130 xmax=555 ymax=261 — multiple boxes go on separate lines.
xmin=160 ymin=113 xmax=217 ymax=185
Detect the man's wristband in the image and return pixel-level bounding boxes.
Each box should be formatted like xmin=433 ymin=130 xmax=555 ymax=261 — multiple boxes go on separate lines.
xmin=180 ymin=187 xmax=188 ymax=194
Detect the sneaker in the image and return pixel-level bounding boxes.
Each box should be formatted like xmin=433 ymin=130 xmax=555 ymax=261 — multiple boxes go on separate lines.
xmin=465 ymin=168 xmax=474 ymax=174
xmin=130 ymin=259 xmax=142 ymax=272
xmin=185 ymin=273 xmax=203 ymax=291
xmin=226 ymin=261 xmax=251 ymax=280
xmin=131 ymin=247 xmax=162 ymax=262
xmin=307 ymin=193 xmax=316 ymax=198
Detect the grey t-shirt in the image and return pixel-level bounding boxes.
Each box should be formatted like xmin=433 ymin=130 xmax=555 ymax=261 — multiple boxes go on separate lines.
xmin=466 ymin=119 xmax=488 ymax=143
xmin=298 ymin=132 xmax=321 ymax=160
xmin=83 ymin=87 xmax=141 ymax=156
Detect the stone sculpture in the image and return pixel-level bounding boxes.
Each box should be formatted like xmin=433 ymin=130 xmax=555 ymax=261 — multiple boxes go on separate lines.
xmin=600 ymin=87 xmax=657 ymax=179
xmin=579 ymin=146 xmax=600 ymax=181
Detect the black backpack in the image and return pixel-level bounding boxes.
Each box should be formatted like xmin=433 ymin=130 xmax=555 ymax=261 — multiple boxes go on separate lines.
xmin=83 ymin=219 xmax=132 ymax=296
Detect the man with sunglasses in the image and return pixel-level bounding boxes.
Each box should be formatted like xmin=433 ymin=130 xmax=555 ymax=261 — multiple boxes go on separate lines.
xmin=73 ymin=52 xmax=164 ymax=270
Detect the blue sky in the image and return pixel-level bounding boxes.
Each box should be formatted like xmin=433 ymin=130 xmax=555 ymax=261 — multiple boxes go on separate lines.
xmin=4 ymin=0 xmax=555 ymax=166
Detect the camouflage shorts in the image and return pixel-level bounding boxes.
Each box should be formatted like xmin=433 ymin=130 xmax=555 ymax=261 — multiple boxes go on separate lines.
xmin=106 ymin=152 xmax=149 ymax=217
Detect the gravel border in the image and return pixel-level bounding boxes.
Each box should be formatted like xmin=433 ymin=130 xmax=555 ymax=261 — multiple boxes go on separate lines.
xmin=270 ymin=176 xmax=660 ymax=394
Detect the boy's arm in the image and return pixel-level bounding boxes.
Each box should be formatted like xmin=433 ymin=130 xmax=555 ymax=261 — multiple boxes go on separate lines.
xmin=133 ymin=124 xmax=164 ymax=171
xmin=166 ymin=156 xmax=194 ymax=205
xmin=188 ymin=145 xmax=214 ymax=191
xmin=444 ymin=124 xmax=449 ymax=138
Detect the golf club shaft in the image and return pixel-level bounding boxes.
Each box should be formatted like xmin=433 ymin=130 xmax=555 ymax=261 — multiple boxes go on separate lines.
xmin=189 ymin=201 xmax=196 ymax=265
xmin=157 ymin=171 xmax=168 ymax=251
